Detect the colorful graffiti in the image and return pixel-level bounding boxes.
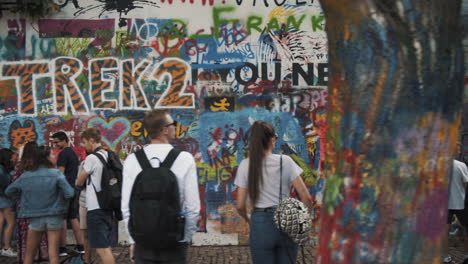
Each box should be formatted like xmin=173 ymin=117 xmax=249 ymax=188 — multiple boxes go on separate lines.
xmin=316 ymin=0 xmax=464 ymax=263
xmin=0 ymin=0 xmax=327 ymax=246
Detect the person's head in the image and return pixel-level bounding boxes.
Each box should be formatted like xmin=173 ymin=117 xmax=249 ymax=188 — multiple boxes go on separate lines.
xmin=0 ymin=148 xmax=15 ymax=171
xmin=38 ymin=145 xmax=54 ymax=168
xmin=51 ymin=131 xmax=69 ymax=150
xmin=247 ymin=121 xmax=277 ymax=205
xmin=144 ymin=110 xmax=177 ymax=142
xmin=19 ymin=141 xmax=39 ymax=171
xmin=80 ymin=128 xmax=102 ymax=153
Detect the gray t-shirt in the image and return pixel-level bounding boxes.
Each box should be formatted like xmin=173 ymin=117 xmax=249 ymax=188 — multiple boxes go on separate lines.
xmin=449 ymin=160 xmax=468 ymax=210
xmin=234 ymin=154 xmax=303 ymax=208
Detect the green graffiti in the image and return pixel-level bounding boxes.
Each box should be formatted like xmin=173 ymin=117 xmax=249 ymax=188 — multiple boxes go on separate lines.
xmin=286 ymin=14 xmax=306 ymax=30
xmin=55 ymin=38 xmax=92 ymax=57
xmin=31 ymin=35 xmax=57 ymax=59
xmin=267 ymin=17 xmax=281 ymax=32
xmin=246 ymin=16 xmax=263 ymax=34
xmin=324 ymin=174 xmax=344 ymax=212
xmin=311 ymin=15 xmax=324 ymax=32
xmin=160 ymin=19 xmax=188 ymax=40
xmin=291 ymin=154 xmax=319 ymax=185
xmin=213 ymin=6 xmax=240 ymax=38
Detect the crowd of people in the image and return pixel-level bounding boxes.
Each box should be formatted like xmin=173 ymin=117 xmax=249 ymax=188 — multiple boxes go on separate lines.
xmin=2 ymin=110 xmax=463 ymax=264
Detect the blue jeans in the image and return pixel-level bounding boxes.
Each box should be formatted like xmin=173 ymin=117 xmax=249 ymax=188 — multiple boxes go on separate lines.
xmin=250 ymin=211 xmax=298 ymax=264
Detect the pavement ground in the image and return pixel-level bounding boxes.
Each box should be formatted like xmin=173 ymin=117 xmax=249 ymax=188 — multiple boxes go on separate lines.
xmin=0 ymin=240 xmax=465 ymax=263
xmin=0 ymin=245 xmax=315 ymax=264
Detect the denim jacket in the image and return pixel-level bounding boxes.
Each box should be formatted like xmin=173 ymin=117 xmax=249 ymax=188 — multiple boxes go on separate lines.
xmin=5 ymin=167 xmax=74 ymax=218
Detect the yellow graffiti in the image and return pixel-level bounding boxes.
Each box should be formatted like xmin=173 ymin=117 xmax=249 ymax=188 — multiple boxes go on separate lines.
xmin=175 ymin=122 xmax=194 ymax=139
xmin=197 ymin=155 xmax=239 ymax=184
xmin=290 ymin=154 xmax=319 ymax=185
xmin=210 ymin=98 xmax=230 ymax=112
xmin=130 ymin=121 xmax=147 ymax=138
xmin=268 ymin=6 xmax=295 ymax=24
xmin=55 ymin=38 xmax=92 ymax=57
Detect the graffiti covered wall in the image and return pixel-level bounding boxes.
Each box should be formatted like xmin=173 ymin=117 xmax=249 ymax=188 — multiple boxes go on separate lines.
xmin=0 ymin=0 xmax=327 ymax=245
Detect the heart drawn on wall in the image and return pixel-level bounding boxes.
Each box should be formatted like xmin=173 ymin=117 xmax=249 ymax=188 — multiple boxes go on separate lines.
xmin=87 ymin=117 xmax=131 ymax=150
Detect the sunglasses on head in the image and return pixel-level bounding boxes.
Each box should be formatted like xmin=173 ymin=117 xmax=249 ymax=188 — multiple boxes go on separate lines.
xmin=165 ymin=120 xmax=178 ymax=127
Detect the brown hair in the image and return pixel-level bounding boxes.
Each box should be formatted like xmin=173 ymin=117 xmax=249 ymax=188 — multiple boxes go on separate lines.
xmin=247 ymin=121 xmax=276 ymax=205
xmin=144 ymin=110 xmax=170 ymax=139
xmin=38 ymin=145 xmax=54 ymax=168
xmin=19 ymin=141 xmax=39 ymax=171
xmin=80 ymin=128 xmax=101 ymax=142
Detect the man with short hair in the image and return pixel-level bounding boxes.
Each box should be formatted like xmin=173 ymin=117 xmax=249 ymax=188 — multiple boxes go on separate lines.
xmin=51 ymin=131 xmax=84 ymax=256
xmin=122 ymin=110 xmax=200 ymax=264
xmin=76 ymin=128 xmax=115 ymax=264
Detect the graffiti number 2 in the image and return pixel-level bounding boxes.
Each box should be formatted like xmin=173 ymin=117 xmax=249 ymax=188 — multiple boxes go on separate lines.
xmin=153 ymin=58 xmax=194 ymax=108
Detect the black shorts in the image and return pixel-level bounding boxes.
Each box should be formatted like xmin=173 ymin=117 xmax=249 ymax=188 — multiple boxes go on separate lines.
xmin=448 ymin=209 xmax=468 ymax=228
xmin=64 ymin=193 xmax=79 ymax=220
xmin=87 ymin=209 xmax=113 ymax=249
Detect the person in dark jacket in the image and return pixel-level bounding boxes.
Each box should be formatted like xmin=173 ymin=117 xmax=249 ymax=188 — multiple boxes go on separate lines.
xmin=6 ymin=143 xmax=74 ymax=264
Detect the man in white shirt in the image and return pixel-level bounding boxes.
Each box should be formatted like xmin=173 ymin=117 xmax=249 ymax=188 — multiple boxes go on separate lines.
xmin=121 ymin=110 xmax=200 ymax=264
xmin=76 ymin=128 xmax=115 ymax=264
xmin=444 ymin=155 xmax=468 ymax=264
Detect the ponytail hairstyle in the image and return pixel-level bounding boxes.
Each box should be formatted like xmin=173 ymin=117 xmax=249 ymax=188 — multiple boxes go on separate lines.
xmin=38 ymin=145 xmax=54 ymax=168
xmin=247 ymin=121 xmax=276 ymax=205
xmin=19 ymin=141 xmax=39 ymax=171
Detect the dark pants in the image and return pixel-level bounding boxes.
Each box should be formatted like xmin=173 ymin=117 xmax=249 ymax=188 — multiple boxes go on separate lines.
xmin=135 ymin=243 xmax=188 ymax=264
xmin=250 ymin=211 xmax=298 ymax=264
xmin=87 ymin=209 xmax=113 ymax=248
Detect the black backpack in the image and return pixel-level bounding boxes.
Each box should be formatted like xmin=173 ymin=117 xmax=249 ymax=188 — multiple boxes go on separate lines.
xmin=129 ymin=148 xmax=185 ymax=248
xmin=90 ymin=149 xmax=123 ymax=220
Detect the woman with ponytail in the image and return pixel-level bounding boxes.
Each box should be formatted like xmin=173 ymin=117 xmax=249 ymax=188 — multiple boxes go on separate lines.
xmin=235 ymin=121 xmax=313 ymax=264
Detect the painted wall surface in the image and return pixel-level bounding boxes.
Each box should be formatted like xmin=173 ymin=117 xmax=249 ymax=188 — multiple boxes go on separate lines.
xmin=0 ymin=0 xmax=327 ymax=245
xmin=317 ymin=0 xmax=464 ymax=263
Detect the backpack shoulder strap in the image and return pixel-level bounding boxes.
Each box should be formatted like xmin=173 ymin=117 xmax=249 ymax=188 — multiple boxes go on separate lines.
xmin=91 ymin=152 xmax=107 ymax=166
xmin=160 ymin=148 xmax=181 ymax=169
xmin=88 ymin=152 xmax=107 ymax=188
xmin=135 ymin=149 xmax=152 ymax=170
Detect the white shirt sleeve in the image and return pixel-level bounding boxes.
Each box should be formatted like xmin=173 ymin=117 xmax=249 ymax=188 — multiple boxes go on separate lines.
xmin=182 ymin=152 xmax=201 ymax=242
xmin=285 ymin=155 xmax=303 ymax=183
xmin=121 ymin=153 xmax=137 ymax=244
xmin=234 ymin=159 xmax=248 ymax=188
xmin=83 ymin=155 xmax=97 ymax=178
xmin=460 ymin=162 xmax=468 ymax=183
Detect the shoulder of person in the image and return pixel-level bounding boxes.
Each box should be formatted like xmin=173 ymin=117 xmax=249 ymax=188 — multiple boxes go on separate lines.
xmin=85 ymin=153 xmax=101 ymax=162
xmin=59 ymin=147 xmax=72 ymax=156
xmin=278 ymin=154 xmax=294 ymax=162
xmin=124 ymin=151 xmax=137 ymax=162
xmin=177 ymin=150 xmax=195 ymax=160
xmin=43 ymin=167 xmax=61 ymax=174
xmin=455 ymin=159 xmax=468 ymax=169
xmin=53 ymin=168 xmax=66 ymax=177
xmin=66 ymin=147 xmax=79 ymax=156
xmin=238 ymin=158 xmax=249 ymax=167
xmin=123 ymin=152 xmax=139 ymax=168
